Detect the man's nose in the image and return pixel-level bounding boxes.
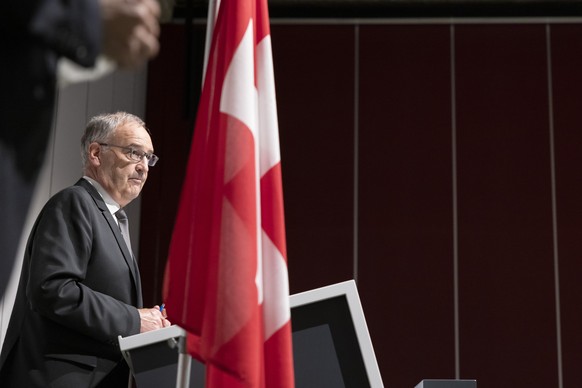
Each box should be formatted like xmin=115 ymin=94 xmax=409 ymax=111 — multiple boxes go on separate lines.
xmin=136 ymin=157 xmax=149 ymax=173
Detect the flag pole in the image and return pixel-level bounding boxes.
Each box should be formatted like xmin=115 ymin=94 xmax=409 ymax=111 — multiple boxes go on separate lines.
xmin=202 ymin=0 xmax=220 ymax=81
xmin=175 ymin=1 xmax=217 ymax=386
xmin=176 ymin=334 xmax=193 ymax=388
xmin=175 ymin=0 xmax=218 ymax=384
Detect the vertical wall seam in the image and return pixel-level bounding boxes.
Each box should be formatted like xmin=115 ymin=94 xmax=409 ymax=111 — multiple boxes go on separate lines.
xmin=86 ymin=80 xmax=92 ymax=116
xmin=546 ymin=23 xmax=563 ymax=388
xmin=48 ymin=89 xmax=62 ymax=197
xmin=353 ymin=24 xmax=360 ymax=284
xmin=133 ymin=71 xmax=138 ymax=114
xmin=112 ymin=74 xmax=117 ymax=116
xmin=450 ymin=23 xmax=460 ymax=379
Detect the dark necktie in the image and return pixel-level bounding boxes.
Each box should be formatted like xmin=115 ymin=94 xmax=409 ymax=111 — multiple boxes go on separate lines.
xmin=115 ymin=209 xmax=133 ymax=258
xmin=115 ymin=208 xmax=142 ymax=308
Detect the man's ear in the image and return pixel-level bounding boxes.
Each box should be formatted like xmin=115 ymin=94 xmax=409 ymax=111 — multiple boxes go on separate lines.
xmin=87 ymin=142 xmax=102 ymax=166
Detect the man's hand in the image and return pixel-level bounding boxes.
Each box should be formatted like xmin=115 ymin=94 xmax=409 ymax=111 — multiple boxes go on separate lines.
xmin=138 ymin=305 xmax=171 ymax=333
xmin=100 ymin=0 xmax=161 ymax=69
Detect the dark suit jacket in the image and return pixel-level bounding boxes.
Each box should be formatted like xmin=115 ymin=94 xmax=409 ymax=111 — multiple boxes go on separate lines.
xmin=0 ymin=0 xmax=101 ymax=303
xmin=0 ymin=179 xmax=143 ymax=388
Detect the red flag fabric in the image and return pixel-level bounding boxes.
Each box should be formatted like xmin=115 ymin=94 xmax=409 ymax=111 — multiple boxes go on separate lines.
xmin=163 ymin=0 xmax=294 ymax=386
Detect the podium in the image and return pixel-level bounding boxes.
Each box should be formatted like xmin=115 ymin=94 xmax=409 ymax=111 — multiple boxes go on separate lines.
xmin=119 ymin=280 xmax=382 ymax=387
xmin=118 ymin=325 xmax=204 ymax=388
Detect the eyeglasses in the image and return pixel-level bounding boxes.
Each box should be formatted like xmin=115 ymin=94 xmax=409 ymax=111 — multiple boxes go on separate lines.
xmin=99 ymin=143 xmax=159 ymax=166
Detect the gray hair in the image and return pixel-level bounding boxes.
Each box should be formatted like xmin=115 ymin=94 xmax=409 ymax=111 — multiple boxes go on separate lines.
xmin=80 ymin=112 xmax=147 ymax=167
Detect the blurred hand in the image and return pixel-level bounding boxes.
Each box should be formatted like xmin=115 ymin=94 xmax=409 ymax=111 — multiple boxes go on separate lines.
xmin=100 ymin=0 xmax=161 ymax=69
xmin=138 ymin=305 xmax=171 ymax=333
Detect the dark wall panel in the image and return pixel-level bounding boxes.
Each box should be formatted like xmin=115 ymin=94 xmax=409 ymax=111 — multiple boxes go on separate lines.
xmin=141 ymin=20 xmax=582 ymax=388
xmin=358 ymin=25 xmax=455 ymax=387
xmin=272 ymin=25 xmax=356 ymax=294
xmin=140 ymin=24 xmax=205 ymax=306
xmin=551 ymin=23 xmax=582 ymax=388
xmin=455 ymin=24 xmax=557 ymax=387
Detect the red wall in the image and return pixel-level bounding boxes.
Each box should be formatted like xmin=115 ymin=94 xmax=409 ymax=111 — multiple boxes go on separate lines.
xmin=140 ymin=21 xmax=582 ymax=387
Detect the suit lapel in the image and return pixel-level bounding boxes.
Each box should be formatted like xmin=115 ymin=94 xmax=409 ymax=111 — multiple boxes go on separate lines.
xmin=75 ymin=179 xmax=142 ymax=307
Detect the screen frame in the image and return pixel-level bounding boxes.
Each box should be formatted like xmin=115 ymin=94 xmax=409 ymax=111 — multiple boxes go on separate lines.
xmin=289 ymin=280 xmax=384 ymax=387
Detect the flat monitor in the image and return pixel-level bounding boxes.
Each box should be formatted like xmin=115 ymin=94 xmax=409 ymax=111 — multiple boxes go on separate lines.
xmin=290 ymin=280 xmax=383 ymax=388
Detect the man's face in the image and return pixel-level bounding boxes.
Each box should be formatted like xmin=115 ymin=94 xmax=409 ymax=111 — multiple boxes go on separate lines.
xmin=97 ymin=122 xmax=154 ymax=207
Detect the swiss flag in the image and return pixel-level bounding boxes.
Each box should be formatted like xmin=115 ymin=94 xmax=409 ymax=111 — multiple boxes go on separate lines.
xmin=163 ymin=0 xmax=294 ymax=386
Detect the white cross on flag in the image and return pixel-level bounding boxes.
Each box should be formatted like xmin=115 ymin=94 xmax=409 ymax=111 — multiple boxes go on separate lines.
xmin=163 ymin=0 xmax=295 ymax=386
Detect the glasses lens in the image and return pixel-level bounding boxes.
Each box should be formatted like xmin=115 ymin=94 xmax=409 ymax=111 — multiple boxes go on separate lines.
xmin=128 ymin=150 xmax=141 ymax=162
xmin=148 ymin=154 xmax=159 ymax=166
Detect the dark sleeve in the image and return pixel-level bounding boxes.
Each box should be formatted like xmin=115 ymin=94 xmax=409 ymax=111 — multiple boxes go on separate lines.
xmin=0 ymin=1 xmax=101 ymax=184
xmin=0 ymin=0 xmax=101 ymax=67
xmin=26 ymin=188 xmax=141 ymax=343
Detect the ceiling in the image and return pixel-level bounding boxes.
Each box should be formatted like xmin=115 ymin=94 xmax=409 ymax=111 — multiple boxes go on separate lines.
xmin=169 ymin=0 xmax=582 ymax=18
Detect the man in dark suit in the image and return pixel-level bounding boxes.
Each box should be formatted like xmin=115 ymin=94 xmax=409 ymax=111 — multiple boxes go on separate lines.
xmin=0 ymin=0 xmax=161 ymax=300
xmin=0 ymin=112 xmax=170 ymax=387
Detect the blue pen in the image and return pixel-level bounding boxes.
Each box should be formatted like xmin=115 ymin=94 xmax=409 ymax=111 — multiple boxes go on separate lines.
xmin=159 ymin=303 xmax=165 ymax=312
